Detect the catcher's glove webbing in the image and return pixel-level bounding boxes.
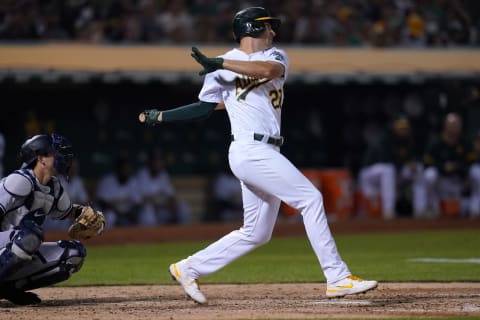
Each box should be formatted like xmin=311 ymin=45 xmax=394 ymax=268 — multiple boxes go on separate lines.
xmin=68 ymin=205 xmax=106 ymax=240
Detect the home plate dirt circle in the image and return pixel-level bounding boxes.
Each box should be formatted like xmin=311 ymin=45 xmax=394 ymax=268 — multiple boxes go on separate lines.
xmin=1 ymin=282 xmax=480 ymax=320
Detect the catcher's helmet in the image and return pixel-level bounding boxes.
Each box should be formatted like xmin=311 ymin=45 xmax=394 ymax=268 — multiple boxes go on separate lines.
xmin=232 ymin=7 xmax=281 ymax=43
xmin=20 ymin=133 xmax=74 ymax=176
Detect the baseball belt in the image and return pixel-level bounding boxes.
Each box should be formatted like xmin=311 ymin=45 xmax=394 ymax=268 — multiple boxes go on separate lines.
xmin=231 ymin=133 xmax=284 ymax=147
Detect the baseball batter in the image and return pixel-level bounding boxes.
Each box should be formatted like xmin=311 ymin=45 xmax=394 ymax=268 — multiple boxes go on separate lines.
xmin=140 ymin=7 xmax=377 ymax=304
xmin=0 ymin=134 xmax=104 ymax=305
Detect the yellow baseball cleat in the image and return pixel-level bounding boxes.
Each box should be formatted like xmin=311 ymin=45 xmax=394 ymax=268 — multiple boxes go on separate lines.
xmin=169 ymin=260 xmax=207 ymax=304
xmin=326 ymin=275 xmax=378 ymax=298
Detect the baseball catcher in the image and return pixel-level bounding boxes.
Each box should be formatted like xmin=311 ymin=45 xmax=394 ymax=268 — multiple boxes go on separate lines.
xmin=0 ymin=134 xmax=105 ymax=305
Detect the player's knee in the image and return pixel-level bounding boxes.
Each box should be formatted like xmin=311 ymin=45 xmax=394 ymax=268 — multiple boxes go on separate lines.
xmin=57 ymin=240 xmax=86 ymax=274
xmin=303 ymin=190 xmax=324 ymax=211
xmin=241 ymin=228 xmax=272 ymax=246
xmin=249 ymin=236 xmax=270 ymax=247
xmin=0 ymin=218 xmax=44 ymax=281
xmin=13 ymin=219 xmax=44 ymax=257
xmin=252 ymin=232 xmax=272 ymax=246
xmin=4 ymin=240 xmax=86 ymax=291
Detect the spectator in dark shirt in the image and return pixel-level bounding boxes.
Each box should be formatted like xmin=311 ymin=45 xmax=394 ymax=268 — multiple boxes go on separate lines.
xmin=423 ymin=112 xmax=469 ymax=217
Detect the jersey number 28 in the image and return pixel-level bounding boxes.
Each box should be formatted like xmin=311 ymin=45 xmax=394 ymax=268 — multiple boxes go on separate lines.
xmin=269 ymin=89 xmax=283 ymax=109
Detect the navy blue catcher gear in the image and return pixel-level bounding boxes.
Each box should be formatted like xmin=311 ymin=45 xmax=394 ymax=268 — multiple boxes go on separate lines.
xmin=0 ymin=219 xmax=44 ymax=282
xmin=13 ymin=219 xmax=44 ymax=255
xmin=232 ymin=7 xmax=281 ymax=43
xmin=0 ymin=246 xmax=19 ymax=282
xmin=20 ymin=135 xmax=54 ymax=168
xmin=20 ymin=134 xmax=74 ymax=177
xmin=0 ymin=240 xmax=86 ymax=303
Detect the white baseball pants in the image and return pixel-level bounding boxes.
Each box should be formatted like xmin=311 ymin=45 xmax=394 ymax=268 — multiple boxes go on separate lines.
xmin=359 ymin=163 xmax=397 ymax=219
xmin=424 ymin=166 xmax=463 ymax=216
xmin=187 ymin=139 xmax=350 ymax=283
xmin=359 ymin=162 xmax=427 ymax=218
xmin=469 ymin=164 xmax=480 ymax=217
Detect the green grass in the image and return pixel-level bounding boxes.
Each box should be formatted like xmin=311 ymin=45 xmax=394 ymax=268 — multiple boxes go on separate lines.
xmin=61 ymin=229 xmax=480 ymax=286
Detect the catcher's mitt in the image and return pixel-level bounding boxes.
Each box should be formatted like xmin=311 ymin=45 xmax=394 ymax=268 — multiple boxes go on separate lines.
xmin=68 ymin=205 xmax=106 ymax=240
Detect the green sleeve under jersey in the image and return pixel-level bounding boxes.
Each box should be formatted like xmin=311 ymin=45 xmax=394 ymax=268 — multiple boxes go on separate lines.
xmin=162 ymin=101 xmax=217 ymax=123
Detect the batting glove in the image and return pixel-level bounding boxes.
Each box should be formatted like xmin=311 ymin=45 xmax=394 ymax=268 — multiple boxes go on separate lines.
xmin=191 ymin=47 xmax=224 ymax=76
xmin=143 ymin=109 xmax=161 ymax=126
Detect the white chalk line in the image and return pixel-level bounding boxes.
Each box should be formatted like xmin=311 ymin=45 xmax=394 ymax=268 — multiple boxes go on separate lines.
xmin=305 ymin=300 xmax=374 ymax=306
xmin=409 ymin=258 xmax=480 ymax=264
xmin=304 ymin=300 xmax=480 ymax=313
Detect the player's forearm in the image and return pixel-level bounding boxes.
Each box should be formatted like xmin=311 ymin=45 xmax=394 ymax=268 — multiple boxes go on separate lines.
xmin=222 ymin=60 xmax=284 ymax=79
xmin=159 ymin=101 xmax=217 ymax=123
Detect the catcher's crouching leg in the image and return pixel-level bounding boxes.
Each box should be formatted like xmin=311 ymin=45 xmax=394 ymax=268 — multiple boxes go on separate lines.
xmin=0 ymin=219 xmax=44 ymax=281
xmin=0 ymin=240 xmax=86 ymax=305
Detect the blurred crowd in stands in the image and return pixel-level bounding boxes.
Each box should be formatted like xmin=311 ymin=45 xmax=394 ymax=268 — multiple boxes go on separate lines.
xmin=1 ymin=0 xmax=479 ymax=47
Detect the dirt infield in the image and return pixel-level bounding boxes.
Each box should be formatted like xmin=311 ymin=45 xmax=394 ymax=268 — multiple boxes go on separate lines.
xmin=1 ymin=282 xmax=480 ymax=319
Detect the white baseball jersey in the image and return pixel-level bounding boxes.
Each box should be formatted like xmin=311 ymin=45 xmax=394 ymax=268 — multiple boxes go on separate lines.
xmin=95 ymin=173 xmax=140 ymax=214
xmin=135 ymin=168 xmax=175 ymax=206
xmin=199 ymin=47 xmax=288 ymax=137
xmin=184 ymin=47 xmax=351 ymax=284
xmin=135 ymin=167 xmax=175 ymax=225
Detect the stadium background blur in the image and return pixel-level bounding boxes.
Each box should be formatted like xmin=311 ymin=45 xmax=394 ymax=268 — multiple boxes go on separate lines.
xmin=1 ymin=0 xmax=479 ymax=223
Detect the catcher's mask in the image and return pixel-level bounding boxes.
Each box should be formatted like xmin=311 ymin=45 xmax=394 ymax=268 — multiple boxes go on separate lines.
xmin=232 ymin=7 xmax=281 ymax=43
xmin=20 ymin=133 xmax=74 ymax=177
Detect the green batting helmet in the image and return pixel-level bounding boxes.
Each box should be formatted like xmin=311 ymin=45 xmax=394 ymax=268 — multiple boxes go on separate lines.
xmin=232 ymin=7 xmax=281 ymax=43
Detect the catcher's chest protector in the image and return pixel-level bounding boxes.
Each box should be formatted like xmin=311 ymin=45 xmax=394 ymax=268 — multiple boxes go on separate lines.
xmin=0 ymin=169 xmax=71 ymax=231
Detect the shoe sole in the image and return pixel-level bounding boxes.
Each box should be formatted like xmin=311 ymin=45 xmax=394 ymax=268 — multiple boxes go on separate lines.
xmin=168 ymin=265 xmax=207 ymax=305
xmin=326 ymin=283 xmax=378 ymax=298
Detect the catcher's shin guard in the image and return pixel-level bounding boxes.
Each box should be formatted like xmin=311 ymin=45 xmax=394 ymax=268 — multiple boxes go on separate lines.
xmin=2 ymin=240 xmax=86 ymax=291
xmin=0 ymin=247 xmax=20 ymax=282
xmin=0 ymin=219 xmax=44 ymax=283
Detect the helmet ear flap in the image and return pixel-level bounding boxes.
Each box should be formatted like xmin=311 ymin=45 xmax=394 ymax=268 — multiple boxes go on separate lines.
xmin=232 ymin=7 xmax=280 ymax=42
xmin=246 ymin=20 xmax=267 ymax=36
